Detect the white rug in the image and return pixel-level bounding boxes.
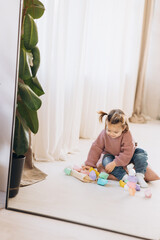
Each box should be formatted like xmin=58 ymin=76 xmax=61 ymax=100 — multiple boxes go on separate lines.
xmin=8 ymin=121 xmax=160 ymax=240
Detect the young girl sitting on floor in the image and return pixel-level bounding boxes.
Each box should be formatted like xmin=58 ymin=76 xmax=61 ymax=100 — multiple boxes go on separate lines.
xmin=84 ymin=109 xmax=149 ymax=187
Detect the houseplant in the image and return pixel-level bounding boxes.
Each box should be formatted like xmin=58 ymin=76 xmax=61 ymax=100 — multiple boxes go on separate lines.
xmin=9 ymin=0 xmax=45 ymax=198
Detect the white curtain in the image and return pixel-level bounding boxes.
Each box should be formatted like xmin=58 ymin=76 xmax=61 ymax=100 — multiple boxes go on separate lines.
xmin=32 ymin=0 xmax=145 ymax=161
xmin=142 ymin=0 xmax=160 ymax=119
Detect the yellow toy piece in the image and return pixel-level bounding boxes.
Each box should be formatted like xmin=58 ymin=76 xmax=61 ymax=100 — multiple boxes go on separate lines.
xmin=89 ymin=167 xmax=99 ymax=177
xmin=119 ymin=180 xmax=126 ymax=188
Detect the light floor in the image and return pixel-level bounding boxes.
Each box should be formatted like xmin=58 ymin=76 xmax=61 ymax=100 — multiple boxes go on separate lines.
xmin=3 ymin=121 xmax=160 ymax=240
xmin=0 ymin=209 xmax=141 ymax=240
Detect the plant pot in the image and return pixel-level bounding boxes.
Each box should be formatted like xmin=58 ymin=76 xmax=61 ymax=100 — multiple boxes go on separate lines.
xmin=9 ymin=153 xmax=26 ymax=198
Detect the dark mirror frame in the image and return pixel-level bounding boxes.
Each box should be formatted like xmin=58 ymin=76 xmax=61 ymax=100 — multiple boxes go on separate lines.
xmin=5 ymin=0 xmax=23 ymax=206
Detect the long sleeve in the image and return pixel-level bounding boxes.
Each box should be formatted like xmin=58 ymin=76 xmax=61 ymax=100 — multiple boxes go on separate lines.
xmin=85 ymin=130 xmax=105 ymax=167
xmin=114 ymin=131 xmax=135 ymax=167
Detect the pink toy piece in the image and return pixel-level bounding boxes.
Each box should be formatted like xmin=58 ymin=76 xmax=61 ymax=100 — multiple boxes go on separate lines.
xmin=73 ymin=165 xmax=82 ymax=172
xmin=89 ymin=170 xmax=97 ymax=180
xmin=80 ymin=170 xmax=90 ymax=175
xmin=127 ymin=182 xmax=136 ymax=189
xmin=145 ymin=188 xmax=152 ymax=198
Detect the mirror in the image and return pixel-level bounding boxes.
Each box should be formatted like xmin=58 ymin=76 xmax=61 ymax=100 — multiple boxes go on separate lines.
xmin=0 ymin=0 xmax=22 ymax=206
xmin=6 ymin=1 xmax=160 ymax=239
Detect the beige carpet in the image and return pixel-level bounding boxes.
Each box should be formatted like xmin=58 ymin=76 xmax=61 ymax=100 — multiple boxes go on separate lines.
xmin=7 ymin=121 xmax=160 ymax=240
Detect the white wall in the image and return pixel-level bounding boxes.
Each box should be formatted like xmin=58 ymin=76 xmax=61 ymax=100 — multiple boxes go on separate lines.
xmin=0 ymin=0 xmax=22 ymax=195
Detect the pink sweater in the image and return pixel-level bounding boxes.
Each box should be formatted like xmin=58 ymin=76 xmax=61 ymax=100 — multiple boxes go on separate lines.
xmin=85 ymin=129 xmax=136 ymax=168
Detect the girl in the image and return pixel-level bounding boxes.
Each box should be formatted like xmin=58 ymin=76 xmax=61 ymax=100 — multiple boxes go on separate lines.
xmin=84 ymin=109 xmax=148 ymax=188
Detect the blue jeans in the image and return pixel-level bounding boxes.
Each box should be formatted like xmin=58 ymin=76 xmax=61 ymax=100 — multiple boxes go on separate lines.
xmin=102 ymin=148 xmax=148 ymax=181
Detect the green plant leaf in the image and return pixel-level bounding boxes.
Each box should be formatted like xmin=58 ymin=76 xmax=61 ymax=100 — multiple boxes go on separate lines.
xmin=14 ymin=0 xmax=45 ymax=156
xmin=32 ymin=77 xmax=45 ymax=96
xmin=24 ymin=14 xmax=38 ymax=50
xmin=13 ymin=116 xmax=29 ymax=155
xmin=19 ymin=48 xmax=26 ymax=79
xmin=27 ymin=0 xmax=45 ymax=19
xmin=31 ymin=46 xmax=40 ymax=77
xmin=24 ymin=77 xmax=45 ymax=96
xmin=23 ymin=59 xmax=32 ymax=81
xmin=18 ymin=101 xmax=39 ymax=134
xmin=19 ymin=47 xmax=32 ymax=80
xmin=18 ymin=82 xmax=42 ymax=110
xmin=24 ymin=0 xmax=33 ymax=8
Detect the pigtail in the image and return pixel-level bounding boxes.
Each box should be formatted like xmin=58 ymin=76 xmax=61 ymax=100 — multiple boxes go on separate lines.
xmin=98 ymin=109 xmax=129 ymax=133
xmin=97 ymin=111 xmax=108 ymax=123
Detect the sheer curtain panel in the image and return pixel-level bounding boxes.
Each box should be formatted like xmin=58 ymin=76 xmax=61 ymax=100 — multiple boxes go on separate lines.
xmin=32 ymin=0 xmax=145 ymax=161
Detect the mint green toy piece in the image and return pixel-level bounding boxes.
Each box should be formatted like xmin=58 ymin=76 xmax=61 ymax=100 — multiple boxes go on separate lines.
xmin=64 ymin=167 xmax=72 ymax=175
xmin=99 ymin=172 xmax=109 ymax=179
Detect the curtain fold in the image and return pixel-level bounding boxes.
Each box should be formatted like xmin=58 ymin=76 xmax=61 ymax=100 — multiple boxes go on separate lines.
xmin=129 ymin=0 xmax=155 ymax=123
xmin=142 ymin=0 xmax=160 ymax=119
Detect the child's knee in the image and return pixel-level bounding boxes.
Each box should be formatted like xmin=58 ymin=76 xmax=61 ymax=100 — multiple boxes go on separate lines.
xmin=102 ymin=157 xmax=112 ymax=167
xmin=135 ymin=149 xmax=148 ymax=162
xmin=135 ymin=148 xmax=148 ymax=157
xmin=102 ymin=154 xmax=114 ymax=167
xmin=134 ymin=154 xmax=148 ymax=170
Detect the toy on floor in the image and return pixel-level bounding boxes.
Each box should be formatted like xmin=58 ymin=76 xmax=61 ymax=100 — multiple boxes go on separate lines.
xmin=64 ymin=165 xmax=110 ymax=186
xmin=65 ymin=165 xmax=152 ymax=199
xmin=144 ymin=188 xmax=152 ymax=198
xmin=97 ymin=172 xmax=109 ymax=186
xmin=64 ymin=167 xmax=72 ymax=175
xmin=73 ymin=165 xmax=82 ymax=172
xmin=89 ymin=167 xmax=99 ymax=177
xmin=97 ymin=178 xmax=108 ymax=186
xmin=83 ymin=167 xmax=100 ymax=181
xmin=99 ymin=172 xmax=109 ymax=179
xmin=64 ymin=167 xmax=93 ymax=183
xmin=88 ymin=168 xmax=109 ymax=186
xmin=89 ymin=170 xmax=97 ymax=180
xmin=127 ymin=165 xmax=137 ymax=196
xmin=73 ymin=165 xmax=90 ymax=175
xmin=119 ymin=180 xmax=126 ymax=188
xmin=120 ymin=163 xmax=141 ymax=196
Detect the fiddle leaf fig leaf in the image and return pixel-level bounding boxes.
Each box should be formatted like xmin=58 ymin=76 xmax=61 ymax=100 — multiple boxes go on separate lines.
xmin=18 ymin=101 xmax=39 ymax=134
xmin=24 ymin=0 xmax=32 ymax=8
xmin=31 ymin=46 xmax=40 ymax=77
xmin=19 ymin=48 xmax=32 ymax=80
xmin=27 ymin=0 xmax=45 ymax=19
xmin=24 ymin=76 xmax=45 ymax=96
xmin=19 ymin=48 xmax=26 ymax=79
xmin=32 ymin=76 xmax=45 ymax=96
xmin=18 ymin=82 xmax=42 ymax=110
xmin=13 ymin=116 xmax=29 ymax=155
xmin=24 ymin=61 xmax=32 ymax=81
xmin=24 ymin=14 xmax=38 ymax=50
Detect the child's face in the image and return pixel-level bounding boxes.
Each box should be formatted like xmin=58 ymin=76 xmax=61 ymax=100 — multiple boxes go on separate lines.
xmin=106 ymin=122 xmax=124 ymax=138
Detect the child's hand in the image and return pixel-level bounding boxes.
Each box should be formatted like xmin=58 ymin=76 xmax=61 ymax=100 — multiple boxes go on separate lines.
xmin=105 ymin=161 xmax=116 ymax=173
xmin=81 ymin=165 xmax=90 ymax=171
